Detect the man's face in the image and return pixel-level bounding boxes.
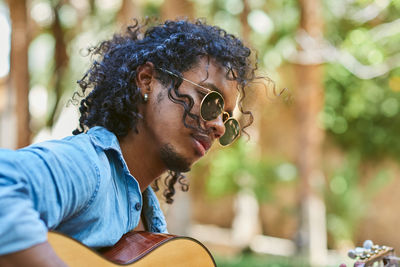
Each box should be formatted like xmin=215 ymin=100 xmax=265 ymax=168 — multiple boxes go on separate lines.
xmin=142 ymin=58 xmax=239 ymax=172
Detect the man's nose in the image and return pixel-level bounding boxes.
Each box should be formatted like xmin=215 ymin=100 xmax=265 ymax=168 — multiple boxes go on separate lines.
xmin=204 ymin=114 xmax=226 ymax=139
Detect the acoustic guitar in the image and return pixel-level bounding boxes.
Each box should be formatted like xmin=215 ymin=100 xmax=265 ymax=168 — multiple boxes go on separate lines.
xmin=345 ymin=240 xmax=399 ymax=267
xmin=48 ymin=231 xmax=216 ymax=266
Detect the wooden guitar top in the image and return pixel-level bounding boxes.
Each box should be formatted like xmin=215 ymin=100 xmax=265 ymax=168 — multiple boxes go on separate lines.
xmin=48 ymin=231 xmax=216 ymax=266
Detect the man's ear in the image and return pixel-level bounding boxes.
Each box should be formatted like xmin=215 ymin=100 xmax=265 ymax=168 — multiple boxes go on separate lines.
xmin=136 ymin=62 xmax=155 ymax=94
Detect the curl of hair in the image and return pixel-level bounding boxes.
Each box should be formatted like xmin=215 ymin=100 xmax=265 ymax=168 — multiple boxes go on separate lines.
xmin=73 ymin=18 xmax=260 ymax=203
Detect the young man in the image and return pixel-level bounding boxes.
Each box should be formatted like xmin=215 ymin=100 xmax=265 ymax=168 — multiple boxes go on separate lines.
xmin=0 ymin=19 xmax=257 ymax=266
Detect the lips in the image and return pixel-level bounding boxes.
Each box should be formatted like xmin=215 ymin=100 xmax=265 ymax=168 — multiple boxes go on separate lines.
xmin=192 ymin=134 xmax=212 ymax=153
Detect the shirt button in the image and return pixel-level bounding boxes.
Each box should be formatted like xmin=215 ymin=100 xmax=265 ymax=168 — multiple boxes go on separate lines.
xmin=135 ymin=202 xmax=141 ymax=211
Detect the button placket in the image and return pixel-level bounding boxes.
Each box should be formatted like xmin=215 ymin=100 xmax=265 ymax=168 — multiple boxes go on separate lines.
xmin=134 ymin=202 xmax=141 ymax=211
xmin=125 ymin=176 xmax=142 ymax=230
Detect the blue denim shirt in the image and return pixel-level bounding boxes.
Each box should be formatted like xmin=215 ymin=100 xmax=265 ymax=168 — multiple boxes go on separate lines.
xmin=0 ymin=126 xmax=167 ymax=255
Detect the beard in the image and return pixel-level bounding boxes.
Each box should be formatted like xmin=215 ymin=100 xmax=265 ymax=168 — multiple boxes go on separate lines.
xmin=160 ymin=143 xmax=191 ymax=173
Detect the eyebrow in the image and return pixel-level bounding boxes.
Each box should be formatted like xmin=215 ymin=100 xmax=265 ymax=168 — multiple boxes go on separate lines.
xmin=199 ymin=82 xmax=222 ymax=95
xmin=160 ymin=69 xmax=214 ymax=93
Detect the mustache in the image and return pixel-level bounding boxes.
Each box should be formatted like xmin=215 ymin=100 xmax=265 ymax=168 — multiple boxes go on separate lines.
xmin=183 ymin=113 xmax=213 ymax=136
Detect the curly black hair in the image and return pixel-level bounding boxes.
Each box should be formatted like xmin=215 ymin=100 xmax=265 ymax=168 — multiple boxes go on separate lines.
xmin=73 ymin=18 xmax=258 ymax=204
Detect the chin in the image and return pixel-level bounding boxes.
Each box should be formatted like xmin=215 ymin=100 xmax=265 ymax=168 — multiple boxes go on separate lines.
xmin=160 ymin=143 xmax=192 ymax=173
xmin=167 ymin=162 xmax=192 ymax=173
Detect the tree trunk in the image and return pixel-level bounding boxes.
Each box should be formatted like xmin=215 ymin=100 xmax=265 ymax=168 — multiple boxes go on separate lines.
xmin=8 ymin=0 xmax=30 ymax=148
xmin=46 ymin=3 xmax=68 ymax=128
xmin=161 ymin=0 xmax=194 ymax=20
xmin=239 ymin=0 xmax=251 ymax=45
xmin=295 ymin=0 xmax=327 ymax=266
xmin=117 ymin=0 xmax=142 ymax=26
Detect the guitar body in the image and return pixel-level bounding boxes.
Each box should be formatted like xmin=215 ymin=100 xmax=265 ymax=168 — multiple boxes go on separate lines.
xmin=48 ymin=231 xmax=216 ymax=266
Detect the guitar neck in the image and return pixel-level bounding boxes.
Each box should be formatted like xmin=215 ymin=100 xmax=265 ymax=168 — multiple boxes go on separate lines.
xmin=353 ymin=246 xmax=397 ymax=267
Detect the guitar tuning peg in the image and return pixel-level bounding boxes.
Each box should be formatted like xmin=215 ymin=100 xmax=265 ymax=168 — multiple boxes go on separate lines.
xmin=355 ymin=247 xmax=365 ymax=254
xmin=348 ymin=249 xmax=357 ymax=259
xmin=363 ymin=240 xmax=373 ymax=250
xmin=362 ymin=252 xmax=371 ymax=259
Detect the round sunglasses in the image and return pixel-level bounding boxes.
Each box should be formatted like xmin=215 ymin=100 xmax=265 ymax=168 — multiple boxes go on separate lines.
xmin=159 ymin=68 xmax=241 ymax=146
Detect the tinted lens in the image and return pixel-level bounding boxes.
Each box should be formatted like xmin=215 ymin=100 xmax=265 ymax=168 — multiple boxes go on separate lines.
xmin=200 ymin=92 xmax=224 ymax=121
xmin=219 ymin=118 xmax=240 ymax=146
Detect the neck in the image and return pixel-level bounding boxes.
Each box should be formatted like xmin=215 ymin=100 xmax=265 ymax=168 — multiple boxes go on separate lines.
xmin=118 ymin=127 xmax=166 ymax=193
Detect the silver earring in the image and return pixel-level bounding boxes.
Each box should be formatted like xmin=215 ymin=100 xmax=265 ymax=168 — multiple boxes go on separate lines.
xmin=143 ymin=93 xmax=149 ymax=102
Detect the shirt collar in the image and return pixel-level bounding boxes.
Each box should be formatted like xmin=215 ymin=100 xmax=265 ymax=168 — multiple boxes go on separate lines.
xmin=87 ymin=126 xmax=130 ymax=174
xmin=87 ymin=126 xmax=121 ymax=153
xmin=87 ymin=126 xmax=168 ymax=233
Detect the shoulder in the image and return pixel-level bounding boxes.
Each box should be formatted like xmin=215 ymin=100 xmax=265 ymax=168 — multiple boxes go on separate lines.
xmin=22 ymin=126 xmax=119 ymax=169
xmin=1 ymin=127 xmax=120 ymax=189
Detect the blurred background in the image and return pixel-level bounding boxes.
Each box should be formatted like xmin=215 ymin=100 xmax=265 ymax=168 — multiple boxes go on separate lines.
xmin=1 ymin=0 xmax=400 ymax=266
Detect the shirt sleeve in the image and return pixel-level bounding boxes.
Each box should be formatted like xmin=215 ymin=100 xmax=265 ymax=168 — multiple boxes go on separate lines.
xmin=0 ymin=149 xmax=47 ymax=255
xmin=0 ymin=136 xmax=101 ymax=255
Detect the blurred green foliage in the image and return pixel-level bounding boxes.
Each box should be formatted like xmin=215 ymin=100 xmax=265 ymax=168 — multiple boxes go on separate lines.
xmin=323 ymin=66 xmax=400 ymax=158
xmin=321 ymin=0 xmax=400 ymax=159
xmin=324 ymin=151 xmax=393 ymax=244
xmin=214 ymin=253 xmax=311 ymax=267
xmin=196 ymin=139 xmax=297 ymax=202
xmin=320 ymin=1 xmax=400 ymax=245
